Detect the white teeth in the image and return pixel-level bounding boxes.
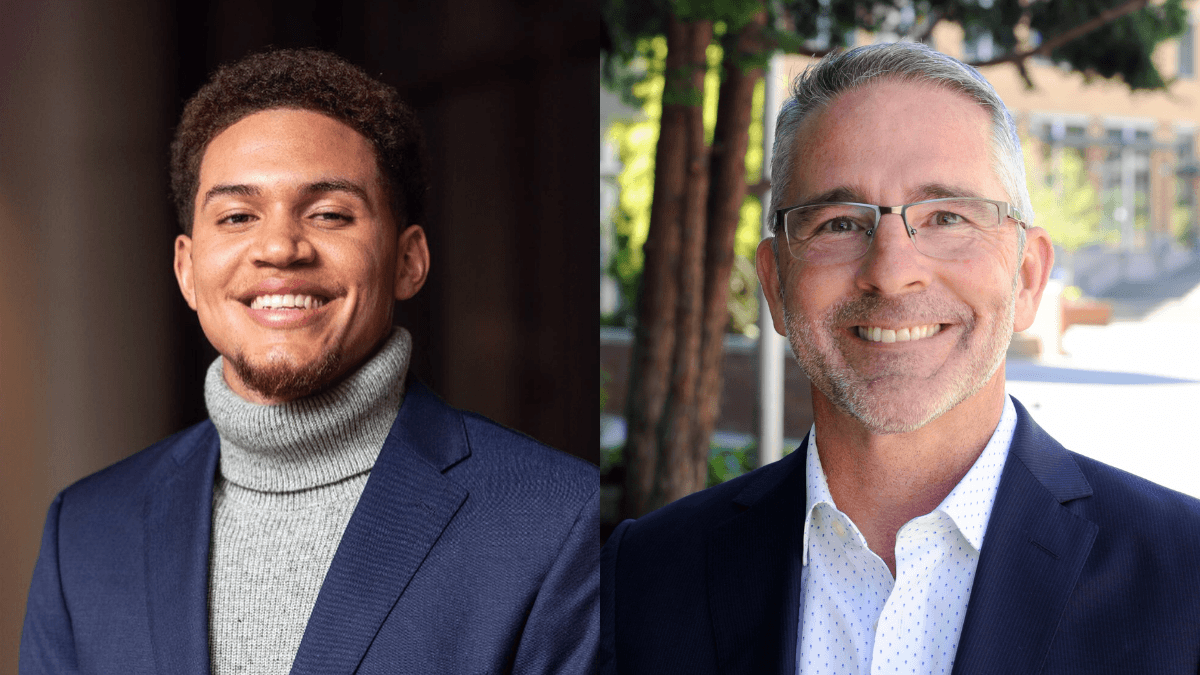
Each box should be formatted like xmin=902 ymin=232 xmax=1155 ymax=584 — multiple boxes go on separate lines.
xmin=857 ymin=324 xmax=942 ymax=343
xmin=250 ymin=294 xmax=326 ymax=310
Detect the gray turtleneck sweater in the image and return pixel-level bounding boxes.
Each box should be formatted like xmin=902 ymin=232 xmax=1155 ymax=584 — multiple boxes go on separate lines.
xmin=204 ymin=328 xmax=412 ymax=675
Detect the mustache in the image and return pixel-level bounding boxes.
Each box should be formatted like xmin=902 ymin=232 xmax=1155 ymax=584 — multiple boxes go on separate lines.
xmin=827 ymin=292 xmax=973 ymax=328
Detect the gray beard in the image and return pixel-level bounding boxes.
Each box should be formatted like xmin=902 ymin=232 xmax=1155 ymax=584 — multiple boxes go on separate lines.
xmin=783 ymin=285 xmax=1014 ymax=434
xmin=228 ymin=347 xmax=343 ymax=402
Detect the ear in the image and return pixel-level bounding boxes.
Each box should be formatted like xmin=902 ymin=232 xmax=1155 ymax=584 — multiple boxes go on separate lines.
xmin=394 ymin=224 xmax=430 ymax=301
xmin=755 ymin=238 xmax=788 ymax=337
xmin=174 ymin=234 xmax=198 ymax=311
xmin=1012 ymin=226 xmax=1054 ymax=333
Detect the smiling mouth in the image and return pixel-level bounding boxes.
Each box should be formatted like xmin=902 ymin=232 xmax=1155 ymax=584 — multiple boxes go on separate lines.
xmin=248 ymin=294 xmax=329 ymax=310
xmin=856 ymin=324 xmax=943 ymax=343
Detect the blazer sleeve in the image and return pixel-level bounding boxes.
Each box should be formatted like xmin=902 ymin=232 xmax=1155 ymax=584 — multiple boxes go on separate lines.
xmin=598 ymin=518 xmax=632 ymax=675
xmin=20 ymin=493 xmax=80 ymax=675
xmin=510 ymin=487 xmax=599 ymax=675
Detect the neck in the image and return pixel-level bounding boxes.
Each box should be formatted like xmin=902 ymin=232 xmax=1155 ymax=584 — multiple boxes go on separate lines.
xmin=205 ymin=327 xmax=413 ymax=493
xmin=813 ymin=367 xmax=1006 ymax=573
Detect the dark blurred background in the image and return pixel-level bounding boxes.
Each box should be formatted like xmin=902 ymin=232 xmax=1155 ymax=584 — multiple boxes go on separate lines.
xmin=0 ymin=0 xmax=600 ymax=668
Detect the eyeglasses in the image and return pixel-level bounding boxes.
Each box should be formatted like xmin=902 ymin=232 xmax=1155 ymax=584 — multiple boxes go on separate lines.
xmin=774 ymin=197 xmax=1026 ymax=264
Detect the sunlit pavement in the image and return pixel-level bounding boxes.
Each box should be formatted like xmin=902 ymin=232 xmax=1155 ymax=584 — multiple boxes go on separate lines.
xmin=1007 ymin=273 xmax=1200 ymax=498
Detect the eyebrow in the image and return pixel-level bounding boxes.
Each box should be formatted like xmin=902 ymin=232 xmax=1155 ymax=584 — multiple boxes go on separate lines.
xmin=302 ymin=179 xmax=371 ymax=203
xmin=202 ymin=183 xmax=261 ymax=207
xmin=793 ymin=183 xmax=991 ymax=208
xmin=201 ymin=179 xmax=372 ymax=208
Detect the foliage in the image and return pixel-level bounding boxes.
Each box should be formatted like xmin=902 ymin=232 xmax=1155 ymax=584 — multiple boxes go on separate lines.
xmin=1026 ymin=141 xmax=1103 ymax=252
xmin=602 ymin=0 xmax=1190 ymax=95
xmin=707 ymin=444 xmax=755 ymax=486
xmin=600 ymin=368 xmax=610 ymax=412
xmin=1174 ymin=204 xmax=1196 ymax=247
xmin=1029 ymin=0 xmax=1189 ymax=90
xmin=604 ymin=0 xmax=796 ymax=90
xmin=603 ymin=435 xmax=780 ymax=487
xmin=603 ymin=32 xmax=767 ymax=335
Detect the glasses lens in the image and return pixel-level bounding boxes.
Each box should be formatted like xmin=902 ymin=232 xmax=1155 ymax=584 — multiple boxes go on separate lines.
xmin=785 ymin=204 xmax=876 ymax=263
xmin=904 ymin=199 xmax=1002 ymax=260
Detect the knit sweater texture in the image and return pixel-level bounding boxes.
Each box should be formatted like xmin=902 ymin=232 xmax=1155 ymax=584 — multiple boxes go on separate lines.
xmin=204 ymin=328 xmax=411 ymax=675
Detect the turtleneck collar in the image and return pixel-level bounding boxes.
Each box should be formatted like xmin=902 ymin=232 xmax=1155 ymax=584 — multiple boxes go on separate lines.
xmin=204 ymin=327 xmax=412 ymax=493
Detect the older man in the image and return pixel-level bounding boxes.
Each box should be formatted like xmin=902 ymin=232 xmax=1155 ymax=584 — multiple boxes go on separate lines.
xmin=601 ymin=42 xmax=1200 ymax=674
xmin=21 ymin=49 xmax=597 ymax=675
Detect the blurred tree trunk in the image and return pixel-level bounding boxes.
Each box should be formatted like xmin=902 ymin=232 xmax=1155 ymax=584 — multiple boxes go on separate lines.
xmin=691 ymin=9 xmax=768 ymax=488
xmin=622 ymin=6 xmax=766 ymax=518
xmin=622 ymin=16 xmax=712 ymax=518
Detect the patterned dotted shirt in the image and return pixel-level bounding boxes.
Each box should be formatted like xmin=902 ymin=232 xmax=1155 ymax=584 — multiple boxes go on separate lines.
xmin=797 ymin=396 xmax=1018 ymax=675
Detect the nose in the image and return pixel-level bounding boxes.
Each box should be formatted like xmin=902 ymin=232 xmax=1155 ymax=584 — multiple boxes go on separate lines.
xmin=855 ymin=212 xmax=932 ymax=295
xmin=249 ymin=213 xmax=315 ymax=268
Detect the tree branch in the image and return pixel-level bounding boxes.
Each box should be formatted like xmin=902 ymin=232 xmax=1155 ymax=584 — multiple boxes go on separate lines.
xmin=967 ymin=0 xmax=1150 ymax=68
xmin=1015 ymin=57 xmax=1035 ymax=88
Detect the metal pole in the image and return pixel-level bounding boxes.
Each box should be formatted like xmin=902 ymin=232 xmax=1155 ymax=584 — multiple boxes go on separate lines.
xmin=757 ymin=54 xmax=786 ymax=468
xmin=1122 ymin=127 xmax=1136 ymax=254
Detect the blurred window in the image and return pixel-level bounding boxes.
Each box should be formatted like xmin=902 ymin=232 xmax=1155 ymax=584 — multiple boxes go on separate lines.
xmin=1101 ymin=126 xmax=1153 ymax=246
xmin=1177 ymin=132 xmax=1196 ymax=244
xmin=1181 ymin=18 xmax=1195 ymax=79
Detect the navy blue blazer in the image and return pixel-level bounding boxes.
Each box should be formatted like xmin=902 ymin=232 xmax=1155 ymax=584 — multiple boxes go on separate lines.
xmin=601 ymin=397 xmax=1200 ymax=674
xmin=22 ymin=380 xmax=599 ymax=674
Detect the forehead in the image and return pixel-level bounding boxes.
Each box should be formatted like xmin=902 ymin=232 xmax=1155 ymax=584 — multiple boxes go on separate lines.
xmin=789 ymin=78 xmax=1000 ymax=204
xmin=198 ymin=108 xmax=379 ymax=192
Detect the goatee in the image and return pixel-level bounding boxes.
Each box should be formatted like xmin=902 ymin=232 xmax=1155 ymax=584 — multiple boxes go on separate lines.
xmin=228 ymin=348 xmax=343 ymax=402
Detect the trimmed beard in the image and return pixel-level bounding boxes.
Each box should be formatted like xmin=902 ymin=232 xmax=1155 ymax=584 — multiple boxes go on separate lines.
xmin=227 ymin=347 xmax=343 ymax=402
xmin=782 ymin=280 xmax=1015 ymax=435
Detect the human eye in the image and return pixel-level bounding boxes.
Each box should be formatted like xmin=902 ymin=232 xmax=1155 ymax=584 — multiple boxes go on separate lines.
xmin=310 ymin=211 xmax=355 ymax=226
xmin=791 ymin=205 xmax=869 ymax=239
xmin=217 ymin=212 xmax=256 ymax=226
xmin=933 ymin=211 xmax=966 ymax=227
xmin=818 ymin=216 xmax=865 ymax=233
xmin=912 ymin=200 xmax=992 ymax=231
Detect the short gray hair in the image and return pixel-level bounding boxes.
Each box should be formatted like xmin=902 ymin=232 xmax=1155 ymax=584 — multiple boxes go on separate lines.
xmin=770 ymin=41 xmax=1033 ymax=233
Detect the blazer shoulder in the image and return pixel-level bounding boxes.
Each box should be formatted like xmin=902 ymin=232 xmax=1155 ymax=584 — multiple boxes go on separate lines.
xmin=58 ymin=420 xmax=216 ymax=513
xmin=459 ymin=410 xmax=599 ymax=498
xmin=1069 ymin=449 xmax=1200 ymax=527
xmin=620 ymin=449 xmax=803 ymax=554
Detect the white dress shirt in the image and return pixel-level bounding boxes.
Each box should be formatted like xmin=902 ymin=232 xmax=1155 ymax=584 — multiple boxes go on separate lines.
xmin=797 ymin=396 xmax=1018 ymax=675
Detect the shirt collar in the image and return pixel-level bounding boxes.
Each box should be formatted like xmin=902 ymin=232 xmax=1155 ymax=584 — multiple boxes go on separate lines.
xmin=802 ymin=395 xmax=1019 ymax=564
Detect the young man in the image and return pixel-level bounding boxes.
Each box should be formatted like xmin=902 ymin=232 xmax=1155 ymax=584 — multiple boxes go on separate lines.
xmin=602 ymin=42 xmax=1200 ymax=674
xmin=22 ymin=49 xmax=597 ymax=675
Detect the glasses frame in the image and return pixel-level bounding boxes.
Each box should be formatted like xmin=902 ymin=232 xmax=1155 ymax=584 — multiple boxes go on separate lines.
xmin=774 ymin=197 xmax=1027 ymax=263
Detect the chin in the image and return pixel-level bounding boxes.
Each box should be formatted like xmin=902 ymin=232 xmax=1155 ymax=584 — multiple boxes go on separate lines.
xmin=829 ymin=379 xmax=966 ymax=434
xmin=228 ymin=347 xmax=343 ymax=402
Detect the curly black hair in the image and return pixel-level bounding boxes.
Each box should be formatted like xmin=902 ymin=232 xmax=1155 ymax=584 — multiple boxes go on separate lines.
xmin=170 ymin=48 xmax=427 ymax=235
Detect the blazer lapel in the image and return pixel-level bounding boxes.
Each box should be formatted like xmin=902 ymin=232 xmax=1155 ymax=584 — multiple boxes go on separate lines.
xmin=952 ymin=397 xmax=1097 ymax=675
xmin=290 ymin=380 xmax=470 ymax=675
xmin=143 ymin=422 xmax=221 ymax=675
xmin=708 ymin=445 xmax=808 ymax=675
